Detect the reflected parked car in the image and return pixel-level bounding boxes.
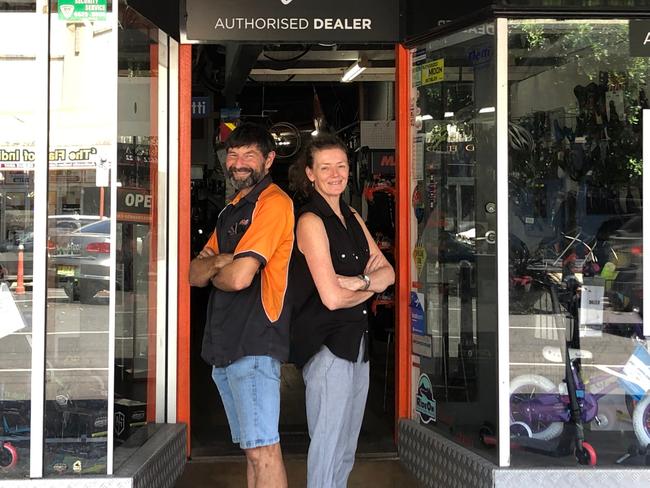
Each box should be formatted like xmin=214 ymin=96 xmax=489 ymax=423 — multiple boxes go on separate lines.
xmin=607 ymin=215 xmax=642 ymax=316
xmin=49 ymin=219 xmax=113 ymax=303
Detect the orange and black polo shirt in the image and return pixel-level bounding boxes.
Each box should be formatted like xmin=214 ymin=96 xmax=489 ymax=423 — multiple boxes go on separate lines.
xmin=200 ymin=175 xmax=294 ymax=367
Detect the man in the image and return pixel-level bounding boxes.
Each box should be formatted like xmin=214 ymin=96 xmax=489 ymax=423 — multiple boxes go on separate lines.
xmin=189 ymin=123 xmax=293 ymax=488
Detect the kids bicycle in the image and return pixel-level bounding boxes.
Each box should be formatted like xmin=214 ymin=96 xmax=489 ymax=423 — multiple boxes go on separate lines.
xmin=508 ymin=340 xmax=650 ymax=465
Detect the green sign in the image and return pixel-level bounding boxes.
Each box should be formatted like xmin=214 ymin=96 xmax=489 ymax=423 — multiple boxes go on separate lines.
xmin=58 ymin=0 xmax=107 ymax=22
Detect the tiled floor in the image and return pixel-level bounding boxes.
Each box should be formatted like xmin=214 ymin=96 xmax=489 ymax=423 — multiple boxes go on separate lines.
xmin=174 ymin=456 xmax=422 ymax=488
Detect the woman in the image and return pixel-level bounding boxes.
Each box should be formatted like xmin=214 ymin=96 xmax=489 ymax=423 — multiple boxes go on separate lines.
xmin=291 ymin=133 xmax=395 ymax=488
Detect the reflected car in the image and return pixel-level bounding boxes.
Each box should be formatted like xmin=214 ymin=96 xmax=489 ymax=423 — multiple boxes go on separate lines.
xmin=49 ymin=214 xmax=102 ymax=235
xmin=607 ymin=215 xmax=642 ymax=315
xmin=49 ymin=219 xmax=112 ymax=303
xmin=0 ymin=216 xmax=102 ymax=287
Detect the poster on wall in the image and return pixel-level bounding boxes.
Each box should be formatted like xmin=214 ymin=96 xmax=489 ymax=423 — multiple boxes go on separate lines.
xmin=410 ymin=291 xmax=425 ymax=335
xmin=412 ymin=333 xmax=432 ymax=358
xmin=420 ymin=59 xmax=444 ymax=86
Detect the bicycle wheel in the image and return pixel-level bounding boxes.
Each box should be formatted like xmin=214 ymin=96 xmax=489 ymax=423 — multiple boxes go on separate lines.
xmin=510 ymin=374 xmax=565 ymax=440
xmin=269 ymin=122 xmax=301 ymax=159
xmin=632 ymin=393 xmax=650 ymax=447
xmin=0 ymin=441 xmax=18 ymax=470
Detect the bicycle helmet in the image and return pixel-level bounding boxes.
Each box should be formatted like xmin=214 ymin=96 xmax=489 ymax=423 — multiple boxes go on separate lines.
xmin=508 ymin=122 xmax=536 ymax=153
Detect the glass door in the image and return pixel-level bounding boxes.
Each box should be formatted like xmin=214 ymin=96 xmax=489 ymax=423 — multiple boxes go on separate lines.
xmin=0 ymin=1 xmax=42 ymax=479
xmin=410 ymin=23 xmax=499 ymax=461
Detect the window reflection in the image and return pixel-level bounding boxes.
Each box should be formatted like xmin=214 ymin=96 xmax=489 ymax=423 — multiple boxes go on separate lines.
xmin=411 ymin=24 xmax=499 ymax=462
xmin=508 ymin=19 xmax=648 ymax=467
xmin=0 ymin=8 xmax=37 ymax=479
xmin=113 ymin=5 xmax=162 ymax=463
xmin=44 ymin=14 xmax=115 ymax=476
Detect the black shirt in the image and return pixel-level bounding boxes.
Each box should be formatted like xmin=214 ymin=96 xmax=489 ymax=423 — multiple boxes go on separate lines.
xmin=201 ymin=175 xmax=294 ymax=367
xmin=290 ymin=192 xmax=370 ymax=367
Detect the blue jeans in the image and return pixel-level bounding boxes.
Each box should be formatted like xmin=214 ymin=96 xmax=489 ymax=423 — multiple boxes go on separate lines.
xmin=302 ymin=339 xmax=369 ymax=488
xmin=211 ymin=355 xmax=282 ymax=449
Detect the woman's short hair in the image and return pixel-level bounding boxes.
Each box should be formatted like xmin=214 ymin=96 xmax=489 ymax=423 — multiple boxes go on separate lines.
xmin=289 ymin=133 xmax=348 ymax=197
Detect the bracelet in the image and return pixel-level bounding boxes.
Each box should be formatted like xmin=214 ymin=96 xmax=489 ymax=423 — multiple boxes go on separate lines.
xmin=358 ymin=274 xmax=371 ymax=291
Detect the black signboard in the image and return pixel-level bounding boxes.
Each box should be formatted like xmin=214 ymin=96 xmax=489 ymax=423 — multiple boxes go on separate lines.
xmin=404 ymin=0 xmax=492 ymax=40
xmin=183 ymin=0 xmax=399 ymax=43
xmin=370 ymin=150 xmax=396 ymax=175
xmin=630 ymin=20 xmax=650 ymax=58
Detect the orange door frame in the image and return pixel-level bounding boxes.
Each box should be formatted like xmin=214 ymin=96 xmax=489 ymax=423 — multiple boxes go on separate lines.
xmin=177 ymin=43 xmax=192 ymax=454
xmin=395 ymin=44 xmax=412 ymax=427
xmin=177 ymin=43 xmax=412 ymax=455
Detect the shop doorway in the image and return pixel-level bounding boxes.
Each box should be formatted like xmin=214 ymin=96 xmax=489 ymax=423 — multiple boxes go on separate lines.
xmin=187 ymin=43 xmax=398 ymax=457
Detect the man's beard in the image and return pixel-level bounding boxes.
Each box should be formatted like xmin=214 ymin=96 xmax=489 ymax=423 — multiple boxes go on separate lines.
xmin=228 ymin=167 xmax=265 ymax=190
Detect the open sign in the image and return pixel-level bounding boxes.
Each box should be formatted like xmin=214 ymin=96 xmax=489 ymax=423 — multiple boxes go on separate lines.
xmin=124 ymin=193 xmax=152 ymax=209
xmin=117 ymin=188 xmax=152 ymax=222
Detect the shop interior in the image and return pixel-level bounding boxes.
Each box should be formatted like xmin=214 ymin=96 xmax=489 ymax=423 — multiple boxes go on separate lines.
xmin=187 ymin=42 xmax=399 ymax=456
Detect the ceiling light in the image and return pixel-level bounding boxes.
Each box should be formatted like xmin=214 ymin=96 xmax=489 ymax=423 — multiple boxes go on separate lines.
xmin=341 ymin=56 xmax=368 ymax=83
xmin=419 ymin=114 xmax=433 ymax=121
xmin=478 ymin=106 xmax=495 ymax=114
xmin=444 ymin=112 xmax=454 ymax=118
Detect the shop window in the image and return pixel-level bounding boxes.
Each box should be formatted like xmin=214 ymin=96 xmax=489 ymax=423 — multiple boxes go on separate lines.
xmin=0 ymin=6 xmax=40 ymax=479
xmin=409 ymin=23 xmax=499 ymax=462
xmin=507 ymin=19 xmax=649 ymax=467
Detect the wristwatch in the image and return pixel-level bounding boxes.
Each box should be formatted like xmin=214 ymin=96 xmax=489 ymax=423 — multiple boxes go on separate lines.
xmin=358 ymin=273 xmax=371 ymax=291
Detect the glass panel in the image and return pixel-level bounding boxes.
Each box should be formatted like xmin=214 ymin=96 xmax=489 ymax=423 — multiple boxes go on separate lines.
xmin=0 ymin=10 xmax=38 ymax=479
xmin=410 ymin=23 xmax=499 ymax=461
xmin=44 ymin=13 xmax=116 ymax=476
xmin=114 ymin=7 xmax=162 ymax=465
xmin=508 ymin=19 xmax=648 ymax=467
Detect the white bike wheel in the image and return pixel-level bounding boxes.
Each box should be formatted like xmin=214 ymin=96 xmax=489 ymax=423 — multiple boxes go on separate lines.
xmin=510 ymin=374 xmax=564 ymax=440
xmin=632 ymin=394 xmax=650 ymax=447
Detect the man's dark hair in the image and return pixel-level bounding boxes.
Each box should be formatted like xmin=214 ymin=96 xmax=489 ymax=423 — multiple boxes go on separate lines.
xmin=225 ymin=122 xmax=276 ymax=158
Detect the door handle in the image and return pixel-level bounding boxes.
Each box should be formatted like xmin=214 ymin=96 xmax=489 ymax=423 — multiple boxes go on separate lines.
xmin=475 ymin=231 xmax=496 ymax=245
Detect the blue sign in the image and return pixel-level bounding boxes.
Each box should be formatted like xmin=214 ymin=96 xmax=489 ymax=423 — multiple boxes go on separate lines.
xmin=192 ymin=97 xmax=211 ymax=118
xmin=410 ymin=291 xmax=425 ymax=335
xmin=415 ymin=373 xmax=436 ymax=424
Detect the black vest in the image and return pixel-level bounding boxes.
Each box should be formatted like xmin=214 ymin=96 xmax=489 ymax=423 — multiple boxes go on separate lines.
xmin=290 ymin=192 xmax=370 ymax=367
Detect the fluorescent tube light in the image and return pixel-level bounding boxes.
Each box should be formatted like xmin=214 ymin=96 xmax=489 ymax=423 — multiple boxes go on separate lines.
xmin=341 ymin=56 xmax=368 ymax=82
xmin=479 ymin=106 xmax=495 ymax=114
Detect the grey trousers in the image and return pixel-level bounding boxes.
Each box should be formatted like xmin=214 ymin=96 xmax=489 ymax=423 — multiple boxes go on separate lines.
xmin=302 ymin=339 xmax=369 ymax=488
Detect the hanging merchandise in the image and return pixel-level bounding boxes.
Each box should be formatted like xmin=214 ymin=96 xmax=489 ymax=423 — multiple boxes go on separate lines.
xmin=412 ymin=183 xmax=425 ymax=224
xmin=364 ymin=178 xmax=396 ymax=237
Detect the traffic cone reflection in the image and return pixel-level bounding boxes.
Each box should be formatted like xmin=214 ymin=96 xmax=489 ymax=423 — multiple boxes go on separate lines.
xmin=16 ymin=244 xmax=25 ymax=295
